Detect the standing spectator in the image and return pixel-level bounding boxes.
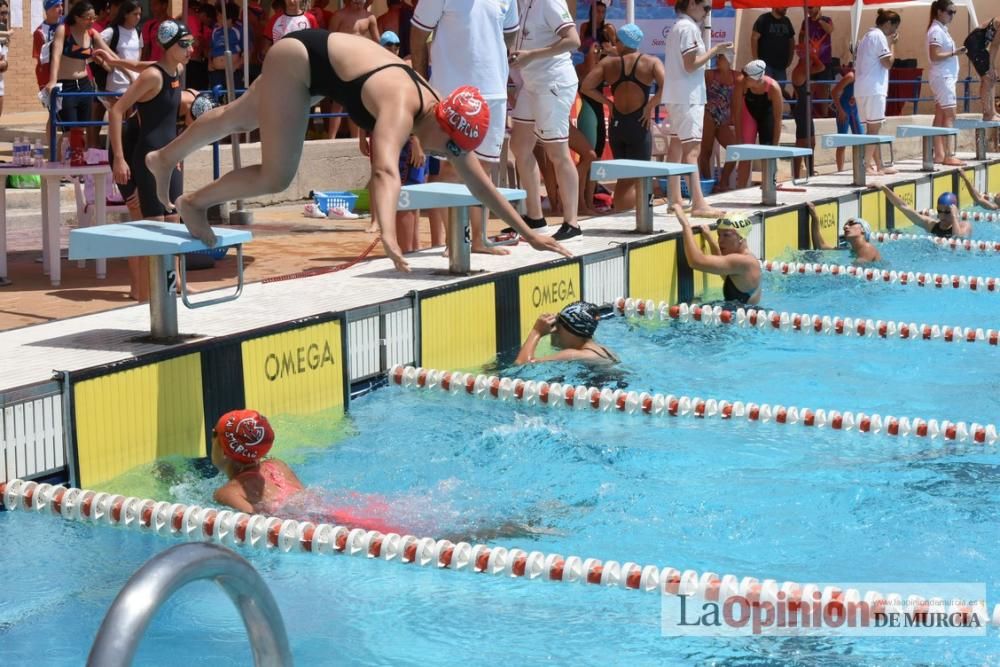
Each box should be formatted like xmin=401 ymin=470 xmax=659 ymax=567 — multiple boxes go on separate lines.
xmin=799 ymin=5 xmax=833 ymax=116
xmin=209 ymin=3 xmax=244 ymax=90
xmin=378 ymin=1 xmax=413 ymax=57
xmin=100 ymin=0 xmax=143 ymax=96
xmin=310 ymin=0 xmax=334 ymax=33
xmin=751 ymin=7 xmax=794 ymax=83
xmin=576 ymin=1 xmax=615 ymax=162
xmin=964 ymin=16 xmax=999 ymax=121
xmin=34 ymin=0 xmax=65 ymax=92
xmin=267 ymin=0 xmax=315 ymax=44
xmin=184 ymin=1 xmax=210 ymax=92
xmin=663 ymin=0 xmax=730 ymax=217
xmin=246 ymin=0 xmax=266 ymax=82
xmin=927 ymin=0 xmax=965 ymax=166
xmin=509 ymin=0 xmax=581 ymax=240
xmin=855 ymin=9 xmax=900 ymax=175
xmin=732 ymin=59 xmax=782 ymax=189
xmin=141 ymin=0 xmax=169 ymax=61
xmin=699 ymin=52 xmax=737 ymax=189
xmin=581 ymin=23 xmax=663 ymax=212
xmin=411 ymin=0 xmax=521 ymax=256
xmin=328 ymin=1 xmax=375 ymax=138
xmin=830 ymin=64 xmax=861 ymax=172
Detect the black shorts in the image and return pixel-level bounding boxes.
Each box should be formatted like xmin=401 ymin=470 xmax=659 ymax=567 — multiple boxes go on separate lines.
xmin=57 ymin=78 xmax=95 ymax=125
xmin=965 ymin=26 xmax=995 ymax=77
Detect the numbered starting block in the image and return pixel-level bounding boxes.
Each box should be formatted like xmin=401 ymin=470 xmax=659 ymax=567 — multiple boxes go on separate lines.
xmin=895 ymin=125 xmax=958 ymax=171
xmin=589 ymin=160 xmax=695 ymax=233
xmin=724 ymin=145 xmax=812 ymax=206
xmin=821 ymin=134 xmax=895 ymax=186
xmin=954 ymin=118 xmax=1000 ymax=160
xmin=69 ymin=221 xmax=251 ymax=341
xmin=397 ymin=183 xmax=526 ymax=274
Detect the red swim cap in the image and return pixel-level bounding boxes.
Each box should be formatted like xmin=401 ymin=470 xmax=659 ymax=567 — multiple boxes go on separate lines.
xmin=434 ymin=86 xmax=490 ymax=153
xmin=214 ymin=409 xmax=274 ymax=464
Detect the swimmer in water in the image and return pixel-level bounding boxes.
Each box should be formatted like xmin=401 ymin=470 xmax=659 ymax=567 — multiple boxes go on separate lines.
xmin=805 ymin=201 xmax=882 ymax=264
xmin=675 ymin=204 xmax=762 ymax=306
xmin=878 ymin=184 xmax=972 ymax=238
xmin=957 ymin=169 xmax=1000 ymax=210
xmin=515 ymin=301 xmax=619 ymax=365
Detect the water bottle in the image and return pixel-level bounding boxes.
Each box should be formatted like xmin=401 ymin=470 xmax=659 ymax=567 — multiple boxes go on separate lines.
xmin=18 ymin=137 xmax=29 ymax=166
xmin=32 ymin=140 xmax=44 ymax=168
xmin=12 ymin=136 xmax=22 ymax=165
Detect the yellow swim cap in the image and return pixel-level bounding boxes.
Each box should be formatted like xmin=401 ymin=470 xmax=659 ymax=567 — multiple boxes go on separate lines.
xmin=716 ymin=213 xmax=753 ymax=240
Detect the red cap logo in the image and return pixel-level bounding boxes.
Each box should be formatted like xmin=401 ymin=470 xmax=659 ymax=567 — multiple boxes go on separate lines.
xmin=215 ymin=409 xmax=274 ymax=464
xmin=435 ymin=86 xmax=490 ymax=153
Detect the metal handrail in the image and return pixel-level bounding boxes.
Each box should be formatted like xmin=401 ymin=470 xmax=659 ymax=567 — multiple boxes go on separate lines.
xmin=86 ymin=542 xmax=294 ymax=667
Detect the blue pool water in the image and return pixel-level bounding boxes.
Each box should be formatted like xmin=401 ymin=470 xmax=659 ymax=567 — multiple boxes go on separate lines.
xmin=2 ymin=212 xmax=999 ymax=664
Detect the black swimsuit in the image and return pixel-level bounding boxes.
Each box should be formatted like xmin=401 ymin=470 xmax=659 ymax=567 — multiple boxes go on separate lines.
xmin=930 ymin=221 xmax=954 ymax=238
xmin=723 ymin=276 xmax=756 ymax=304
xmin=965 ymin=19 xmax=997 ymax=77
xmin=744 ymin=85 xmax=775 ymax=145
xmin=285 ymin=29 xmax=436 ymax=132
xmin=131 ymin=64 xmax=182 ymax=217
xmin=608 ymin=55 xmax=652 ymax=161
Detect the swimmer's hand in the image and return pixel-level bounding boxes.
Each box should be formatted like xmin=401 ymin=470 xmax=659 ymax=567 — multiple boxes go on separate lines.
xmin=526 ymin=232 xmax=572 ymax=258
xmin=113 ymin=156 xmax=131 ymax=185
xmin=533 ymin=313 xmax=557 ymax=335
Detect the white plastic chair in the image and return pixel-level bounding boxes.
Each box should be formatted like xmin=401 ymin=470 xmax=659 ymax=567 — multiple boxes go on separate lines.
xmin=73 ymin=148 xmax=130 ymax=277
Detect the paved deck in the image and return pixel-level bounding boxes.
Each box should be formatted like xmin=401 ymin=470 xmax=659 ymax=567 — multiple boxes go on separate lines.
xmin=0 ymin=153 xmax=988 ymax=392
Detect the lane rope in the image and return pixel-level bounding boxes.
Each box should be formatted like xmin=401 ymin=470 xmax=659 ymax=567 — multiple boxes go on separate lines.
xmin=613 ymin=297 xmax=1000 ymax=346
xmin=389 ymin=365 xmax=998 ymax=444
xmin=919 ymin=208 xmax=999 ymax=223
xmin=1 ymin=478 xmax=995 ymax=627
xmin=759 ymin=259 xmax=1000 ymax=294
xmin=870 ymin=231 xmax=1000 ymax=254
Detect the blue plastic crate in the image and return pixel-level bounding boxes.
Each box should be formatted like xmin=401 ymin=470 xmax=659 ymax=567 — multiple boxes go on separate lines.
xmin=192 ymin=246 xmax=230 ymax=260
xmin=313 ymin=190 xmax=359 ymax=215
xmin=657 ymin=177 xmax=716 ymax=199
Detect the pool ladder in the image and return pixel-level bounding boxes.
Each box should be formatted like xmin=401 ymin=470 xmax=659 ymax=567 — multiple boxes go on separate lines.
xmin=86 ymin=542 xmax=294 ymax=666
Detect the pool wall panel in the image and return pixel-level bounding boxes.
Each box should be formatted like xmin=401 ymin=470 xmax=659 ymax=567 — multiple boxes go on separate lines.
xmin=384 ymin=305 xmax=415 ymax=371
xmin=582 ymin=251 xmax=625 ymax=306
xmin=517 ymin=264 xmax=582 ymax=341
xmin=812 ymin=201 xmax=839 ymax=248
xmin=347 ymin=311 xmax=380 ymax=381
xmin=200 ymin=343 xmax=247 ymax=457
xmin=861 ymin=190 xmax=884 ymax=230
xmin=763 ymin=211 xmax=799 ymax=260
xmin=421 ymin=284 xmax=497 ymax=370
xmin=891 ymin=183 xmax=916 ymax=230
xmin=933 ymin=173 xmax=953 ymax=205
xmin=915 ymin=179 xmax=932 ymax=212
xmin=989 ymin=163 xmax=1000 ymax=192
xmin=74 ymin=355 xmax=204 ymax=488
xmin=0 ymin=383 xmax=64 ymax=485
xmin=629 ymin=239 xmax=678 ymax=304
xmin=959 ymin=168 xmax=976 ymax=209
xmin=838 ymin=195 xmax=860 ymax=230
xmin=240 ymin=321 xmax=345 ymax=419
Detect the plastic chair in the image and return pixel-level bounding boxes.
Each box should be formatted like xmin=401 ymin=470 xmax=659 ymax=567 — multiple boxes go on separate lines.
xmin=73 ymin=148 xmax=130 ymax=276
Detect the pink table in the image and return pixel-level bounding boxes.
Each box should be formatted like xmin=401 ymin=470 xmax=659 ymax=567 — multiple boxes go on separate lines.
xmin=0 ymin=162 xmax=110 ymax=286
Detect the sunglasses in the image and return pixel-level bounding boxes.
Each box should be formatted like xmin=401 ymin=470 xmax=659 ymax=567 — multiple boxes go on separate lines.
xmin=946 ymin=8 xmax=957 ymax=15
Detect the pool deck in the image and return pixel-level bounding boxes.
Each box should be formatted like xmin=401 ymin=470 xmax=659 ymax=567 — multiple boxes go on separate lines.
xmin=0 ymin=154 xmax=991 ymax=393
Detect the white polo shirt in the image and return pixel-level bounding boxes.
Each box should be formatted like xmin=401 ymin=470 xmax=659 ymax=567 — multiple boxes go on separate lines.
xmin=927 ymin=19 xmax=959 ymax=79
xmin=663 ymin=14 xmax=706 ymax=105
xmin=412 ymin=0 xmax=519 ymax=100
xmin=512 ymin=0 xmax=576 ymax=89
xmin=854 ymin=27 xmax=891 ymax=97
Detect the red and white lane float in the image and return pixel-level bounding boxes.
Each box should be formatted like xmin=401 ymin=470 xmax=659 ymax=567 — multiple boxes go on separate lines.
xmin=1 ymin=478 xmax=994 ymax=627
xmin=389 ymin=365 xmax=998 ymax=445
xmin=759 ymin=259 xmax=1000 ymax=294
xmin=613 ymin=297 xmax=1000 ymax=347
xmin=870 ymin=231 xmax=1000 ymax=254
xmin=920 ymin=208 xmax=999 ymax=223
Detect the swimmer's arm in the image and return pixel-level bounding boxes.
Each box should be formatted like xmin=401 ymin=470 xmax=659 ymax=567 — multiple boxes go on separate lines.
xmin=805 ymin=202 xmax=834 ymax=250
xmin=878 ymin=185 xmax=935 ymax=232
xmin=452 ymin=155 xmax=572 ymax=258
xmin=700 ymin=224 xmax=722 ymax=256
xmin=958 ymin=170 xmax=995 ymax=209
xmin=580 ymin=61 xmax=611 ymax=107
xmin=675 ymin=205 xmax=746 ymax=275
xmin=732 ymin=78 xmax=746 ymax=138
xmin=409 ymin=25 xmax=432 ymax=79
xmin=830 ymin=74 xmax=850 ymax=114
xmin=214 ymin=483 xmax=254 ymax=514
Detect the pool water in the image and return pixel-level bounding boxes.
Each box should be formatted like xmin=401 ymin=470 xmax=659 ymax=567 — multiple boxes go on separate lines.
xmin=2 ymin=210 xmax=999 ymax=664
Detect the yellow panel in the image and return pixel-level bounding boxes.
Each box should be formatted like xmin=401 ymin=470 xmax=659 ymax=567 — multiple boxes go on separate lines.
xmin=813 ymin=201 xmax=839 ymax=248
xmin=861 ymin=191 xmax=884 ymax=230
xmin=891 ymin=183 xmax=916 ymax=230
xmin=518 ymin=264 xmax=582 ymax=340
xmin=989 ymin=163 xmax=1000 ymax=193
xmin=959 ymin=169 xmax=975 ymax=209
xmin=933 ymin=173 xmax=952 ymax=204
xmin=763 ymin=211 xmax=799 ymax=260
xmin=628 ymin=239 xmax=678 ymax=303
xmin=242 ymin=321 xmax=345 ymax=418
xmin=692 ymin=234 xmax=724 ymax=301
xmin=420 ymin=284 xmax=497 ymax=370
xmin=75 ymin=354 xmax=205 ymax=488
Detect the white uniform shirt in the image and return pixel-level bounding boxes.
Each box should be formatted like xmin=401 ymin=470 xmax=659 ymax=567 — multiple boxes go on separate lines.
xmin=512 ymin=0 xmax=576 ymax=90
xmin=271 ymin=13 xmax=315 ymax=42
xmin=412 ymin=0 xmax=519 ymax=100
xmin=927 ymin=19 xmax=959 ymax=79
xmin=663 ymin=14 xmax=706 ymax=105
xmin=100 ymin=26 xmax=143 ymax=93
xmin=854 ymin=27 xmax=890 ymax=97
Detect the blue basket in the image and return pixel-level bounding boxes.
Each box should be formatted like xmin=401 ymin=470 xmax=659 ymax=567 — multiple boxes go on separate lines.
xmin=313 ymin=190 xmax=359 ymax=215
xmin=192 ymin=246 xmax=230 ymax=260
xmin=657 ymin=177 xmax=716 ymax=199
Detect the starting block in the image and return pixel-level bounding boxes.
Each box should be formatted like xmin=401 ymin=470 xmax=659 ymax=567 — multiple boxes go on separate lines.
xmin=589 ymin=159 xmax=695 ymax=233
xmin=397 ymin=183 xmax=526 ymax=274
xmin=954 ymin=118 xmax=1000 ymax=160
xmin=821 ymin=134 xmax=895 ymax=186
xmin=724 ymin=145 xmax=812 ymax=206
xmin=896 ymin=125 xmax=958 ymax=171
xmin=69 ymin=221 xmax=251 ymax=341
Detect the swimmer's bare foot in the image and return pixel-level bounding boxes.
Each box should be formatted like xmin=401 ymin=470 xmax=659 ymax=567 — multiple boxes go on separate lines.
xmin=176 ymin=194 xmax=218 ymax=247
xmin=942 ymin=156 xmax=965 ymax=167
xmin=472 ymin=243 xmax=512 ymax=256
xmin=365 ymin=223 xmax=378 ymax=233
xmin=145 ymin=150 xmax=175 ymax=209
xmin=690 ymin=206 xmax=725 ymax=218
xmin=878 ymin=166 xmax=899 ymax=175
xmin=382 ymin=239 xmax=411 ymax=272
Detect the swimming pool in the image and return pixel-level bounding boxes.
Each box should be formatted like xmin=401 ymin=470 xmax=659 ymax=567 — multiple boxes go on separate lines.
xmin=2 ymin=210 xmax=999 ymax=664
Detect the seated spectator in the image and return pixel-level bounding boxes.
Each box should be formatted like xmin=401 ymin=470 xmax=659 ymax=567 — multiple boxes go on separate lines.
xmin=879 ymin=185 xmax=972 ymax=238
xmin=515 ymin=302 xmax=619 ymax=365
xmin=675 ymin=204 xmax=762 ymax=306
xmin=732 ymin=60 xmax=783 ymax=188
xmin=580 ymin=23 xmax=663 ymax=213
xmin=805 ymin=202 xmax=881 ymax=264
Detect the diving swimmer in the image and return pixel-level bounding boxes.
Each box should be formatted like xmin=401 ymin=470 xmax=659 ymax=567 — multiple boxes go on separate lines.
xmin=145 ymin=29 xmax=572 ymax=272
xmin=805 ymin=201 xmax=882 ymax=264
xmin=515 ymin=301 xmax=619 ymax=365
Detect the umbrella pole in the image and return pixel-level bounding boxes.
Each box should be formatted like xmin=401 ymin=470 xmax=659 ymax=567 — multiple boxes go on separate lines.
xmin=219 ymin=2 xmax=252 ymax=225
xmin=804 ymin=0 xmax=813 ymax=180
